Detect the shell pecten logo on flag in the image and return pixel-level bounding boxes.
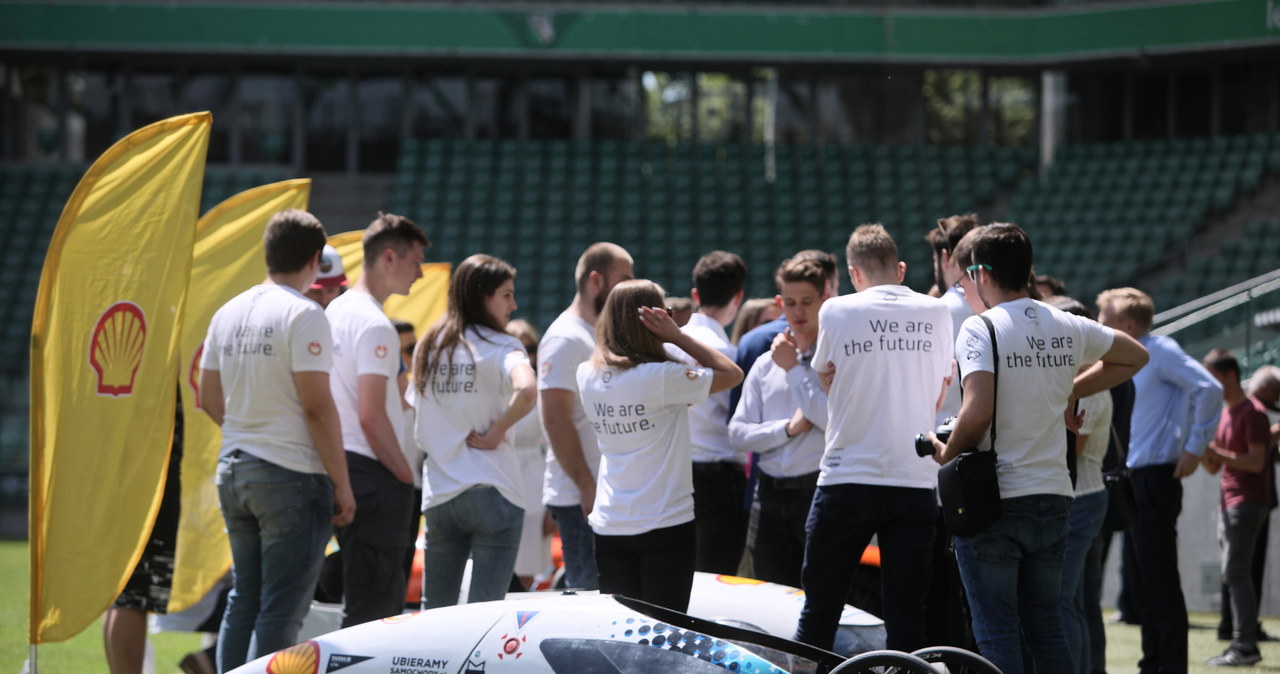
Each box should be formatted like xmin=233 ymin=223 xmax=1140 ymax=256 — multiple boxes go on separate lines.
xmin=89 ymin=301 xmax=148 ymax=397
xmin=265 ymin=641 xmax=320 ymax=674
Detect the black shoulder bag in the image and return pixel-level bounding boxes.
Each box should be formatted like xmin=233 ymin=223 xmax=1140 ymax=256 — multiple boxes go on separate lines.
xmin=937 ymin=315 xmax=1002 ymax=537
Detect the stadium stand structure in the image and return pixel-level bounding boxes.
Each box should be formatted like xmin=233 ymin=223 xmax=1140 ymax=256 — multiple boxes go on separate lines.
xmin=388 ymin=138 xmax=1037 ymax=322
xmin=0 ymin=165 xmax=288 ymax=469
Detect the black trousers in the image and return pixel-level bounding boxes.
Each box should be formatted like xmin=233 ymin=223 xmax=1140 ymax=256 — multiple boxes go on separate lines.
xmin=336 ymin=452 xmax=414 ymax=627
xmin=748 ymin=471 xmax=818 ymax=588
xmin=595 ymin=521 xmax=697 ymax=613
xmin=692 ymin=461 xmax=749 ymax=575
xmin=1129 ymin=465 xmax=1188 ymax=674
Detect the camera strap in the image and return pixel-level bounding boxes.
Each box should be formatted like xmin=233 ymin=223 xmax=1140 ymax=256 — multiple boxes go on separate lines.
xmin=979 ymin=314 xmax=998 ymax=454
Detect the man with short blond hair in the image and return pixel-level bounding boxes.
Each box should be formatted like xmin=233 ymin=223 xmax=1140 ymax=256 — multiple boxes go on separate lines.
xmin=1097 ymin=286 xmax=1221 ymax=674
xmin=540 ymin=242 xmax=634 ymax=590
xmin=796 ymin=224 xmax=953 ymax=653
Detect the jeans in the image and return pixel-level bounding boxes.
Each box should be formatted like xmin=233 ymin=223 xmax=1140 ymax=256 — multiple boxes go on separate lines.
xmin=595 ymin=521 xmax=697 ymax=612
xmin=1061 ymin=490 xmax=1108 ymax=674
xmin=1219 ymin=508 xmax=1270 ymax=639
xmin=1085 ymin=532 xmax=1109 ymax=674
xmin=795 ymin=483 xmax=936 ymax=653
xmin=954 ymin=494 xmax=1072 ymax=674
xmin=215 ymin=451 xmax=333 ymax=673
xmin=748 ymin=471 xmax=817 ymax=588
xmin=1219 ymin=502 xmax=1269 ymax=649
xmin=1129 ymin=465 xmax=1187 ymax=674
xmin=693 ymin=461 xmax=749 ymax=575
xmin=548 ymin=504 xmax=599 ymax=590
xmin=423 ymin=485 xmax=523 ymax=609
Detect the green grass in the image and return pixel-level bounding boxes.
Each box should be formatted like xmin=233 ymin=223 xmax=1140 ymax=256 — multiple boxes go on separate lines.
xmin=1105 ymin=613 xmax=1280 ymax=674
xmin=1 ymin=540 xmax=203 ymax=674
xmin=3 ymin=537 xmax=1280 ymax=673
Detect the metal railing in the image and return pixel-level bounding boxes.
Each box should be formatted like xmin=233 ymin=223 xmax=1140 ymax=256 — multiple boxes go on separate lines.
xmin=1152 ymin=267 xmax=1280 ymax=366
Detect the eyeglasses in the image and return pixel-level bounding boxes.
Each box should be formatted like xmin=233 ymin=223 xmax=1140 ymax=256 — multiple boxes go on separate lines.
xmin=965 ymin=262 xmax=992 ymax=283
xmin=403 ymin=345 xmax=415 ymax=358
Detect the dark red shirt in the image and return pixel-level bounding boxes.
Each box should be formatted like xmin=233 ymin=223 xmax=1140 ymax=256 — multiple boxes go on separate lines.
xmin=1217 ymin=396 xmax=1272 ymax=509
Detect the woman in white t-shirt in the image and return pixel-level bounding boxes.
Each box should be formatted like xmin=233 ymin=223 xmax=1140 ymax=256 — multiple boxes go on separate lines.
xmin=577 ymin=279 xmax=742 ymax=612
xmin=412 ymin=254 xmax=537 ymax=608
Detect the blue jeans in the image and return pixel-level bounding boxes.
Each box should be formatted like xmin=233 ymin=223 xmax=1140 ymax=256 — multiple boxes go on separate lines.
xmin=423 ymin=485 xmax=523 ymax=608
xmin=1061 ymin=490 xmax=1108 ymax=674
xmin=796 ymin=483 xmax=936 ymax=652
xmin=954 ymin=494 xmax=1072 ymax=674
xmin=216 ymin=451 xmax=333 ymax=673
xmin=548 ymin=504 xmax=599 ymax=590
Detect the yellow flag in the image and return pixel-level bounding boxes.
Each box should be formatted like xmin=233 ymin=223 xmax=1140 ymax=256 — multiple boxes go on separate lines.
xmin=326 ymin=231 xmax=450 ymax=335
xmin=29 ymin=112 xmax=210 ymax=644
xmin=168 ymin=180 xmax=312 ymax=613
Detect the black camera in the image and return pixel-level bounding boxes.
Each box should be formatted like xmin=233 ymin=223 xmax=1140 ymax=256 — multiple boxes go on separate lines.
xmin=915 ymin=417 xmax=956 ymax=457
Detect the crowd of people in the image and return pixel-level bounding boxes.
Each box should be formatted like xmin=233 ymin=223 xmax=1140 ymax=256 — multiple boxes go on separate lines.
xmin=105 ymin=207 xmax=1277 ymax=674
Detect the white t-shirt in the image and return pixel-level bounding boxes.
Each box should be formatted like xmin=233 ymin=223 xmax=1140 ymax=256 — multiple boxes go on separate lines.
xmin=812 ymin=285 xmax=954 ymax=489
xmin=537 ymin=311 xmax=601 ymax=507
xmin=1074 ymin=391 xmax=1113 ymax=496
xmin=200 ymin=284 xmax=332 ymax=474
xmin=955 ymin=298 xmax=1116 ymax=499
xmin=577 ymin=360 xmax=713 ymax=536
xmin=937 ymin=284 xmax=973 ymax=425
xmin=326 ymin=290 xmax=405 ymax=462
xmin=728 ymin=352 xmax=826 ymax=478
xmin=665 ymin=313 xmax=741 ymax=464
xmin=415 ymin=326 xmax=533 ymax=510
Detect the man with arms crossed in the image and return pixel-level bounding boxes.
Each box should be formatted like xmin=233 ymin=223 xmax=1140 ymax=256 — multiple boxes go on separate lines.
xmin=1096 ymin=287 xmax=1221 ymax=674
xmin=200 ymin=209 xmax=355 ymax=672
xmin=795 ymin=224 xmax=952 ymax=653
xmin=327 ymin=212 xmax=429 ymax=626
xmin=933 ymin=226 xmax=1148 ymax=674
xmin=540 ymin=242 xmax=634 ymax=590
xmin=728 ymin=255 xmax=830 ymax=587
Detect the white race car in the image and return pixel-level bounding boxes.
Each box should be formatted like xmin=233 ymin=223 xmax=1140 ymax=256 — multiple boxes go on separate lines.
xmin=298 ymin=573 xmax=885 ymax=660
xmin=232 ymin=591 xmax=850 ymax=674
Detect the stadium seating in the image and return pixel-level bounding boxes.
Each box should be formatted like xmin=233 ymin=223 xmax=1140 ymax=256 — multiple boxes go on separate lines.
xmin=1009 ymin=133 xmax=1278 ymax=307
xmin=0 ymin=164 xmax=287 ymax=466
xmin=390 ymin=139 xmax=1038 ymax=325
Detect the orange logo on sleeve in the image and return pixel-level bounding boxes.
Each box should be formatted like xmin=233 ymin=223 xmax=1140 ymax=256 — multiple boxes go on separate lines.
xmin=375 ymin=345 xmax=388 ymax=359
xmin=89 ymin=301 xmax=147 ymax=397
xmin=308 ymin=342 xmax=322 ymax=356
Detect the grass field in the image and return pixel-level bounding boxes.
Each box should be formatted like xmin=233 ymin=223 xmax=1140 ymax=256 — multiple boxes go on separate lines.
xmin=2 ymin=538 xmax=1279 ymax=673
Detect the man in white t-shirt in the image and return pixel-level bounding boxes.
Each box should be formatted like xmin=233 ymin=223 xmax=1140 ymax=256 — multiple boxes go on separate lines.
xmin=795 ymin=224 xmax=953 ymax=654
xmin=327 ymin=212 xmax=429 ymax=627
xmin=539 ymin=242 xmax=634 ymax=590
xmin=199 ymin=209 xmax=355 ymax=672
xmin=728 ymin=255 xmax=830 ymax=587
xmin=931 ymin=223 xmax=1148 ymax=674
xmin=666 ymin=250 xmax=747 ymax=574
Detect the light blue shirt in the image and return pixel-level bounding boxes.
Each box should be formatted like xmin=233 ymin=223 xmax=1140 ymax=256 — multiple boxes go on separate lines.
xmin=1127 ymin=333 xmax=1223 ymax=468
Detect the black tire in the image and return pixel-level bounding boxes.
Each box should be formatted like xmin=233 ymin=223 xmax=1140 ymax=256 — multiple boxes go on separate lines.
xmin=910 ymin=646 xmax=1003 ymax=674
xmin=830 ymin=649 xmax=936 ymax=674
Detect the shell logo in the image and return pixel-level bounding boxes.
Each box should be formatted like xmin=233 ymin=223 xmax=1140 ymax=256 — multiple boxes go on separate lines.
xmin=189 ymin=342 xmax=204 ymax=409
xmin=89 ymin=301 xmax=148 ymax=397
xmin=714 ymin=575 xmax=765 ymax=586
xmin=266 ymin=640 xmax=319 ymax=674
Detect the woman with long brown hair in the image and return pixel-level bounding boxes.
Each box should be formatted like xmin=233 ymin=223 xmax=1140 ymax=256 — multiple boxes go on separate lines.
xmin=412 ymin=254 xmax=537 ymax=608
xmin=576 ymin=279 xmax=742 ymax=611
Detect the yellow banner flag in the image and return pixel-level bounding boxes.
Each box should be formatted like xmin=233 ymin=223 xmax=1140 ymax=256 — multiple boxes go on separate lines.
xmin=168 ymin=180 xmax=312 ymax=614
xmin=326 ymin=230 xmax=450 ymax=336
xmin=29 ymin=112 xmax=211 ymax=644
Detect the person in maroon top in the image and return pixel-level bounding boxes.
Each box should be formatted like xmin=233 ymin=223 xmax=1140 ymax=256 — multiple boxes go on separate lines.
xmin=1201 ymin=349 xmax=1272 ymax=667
